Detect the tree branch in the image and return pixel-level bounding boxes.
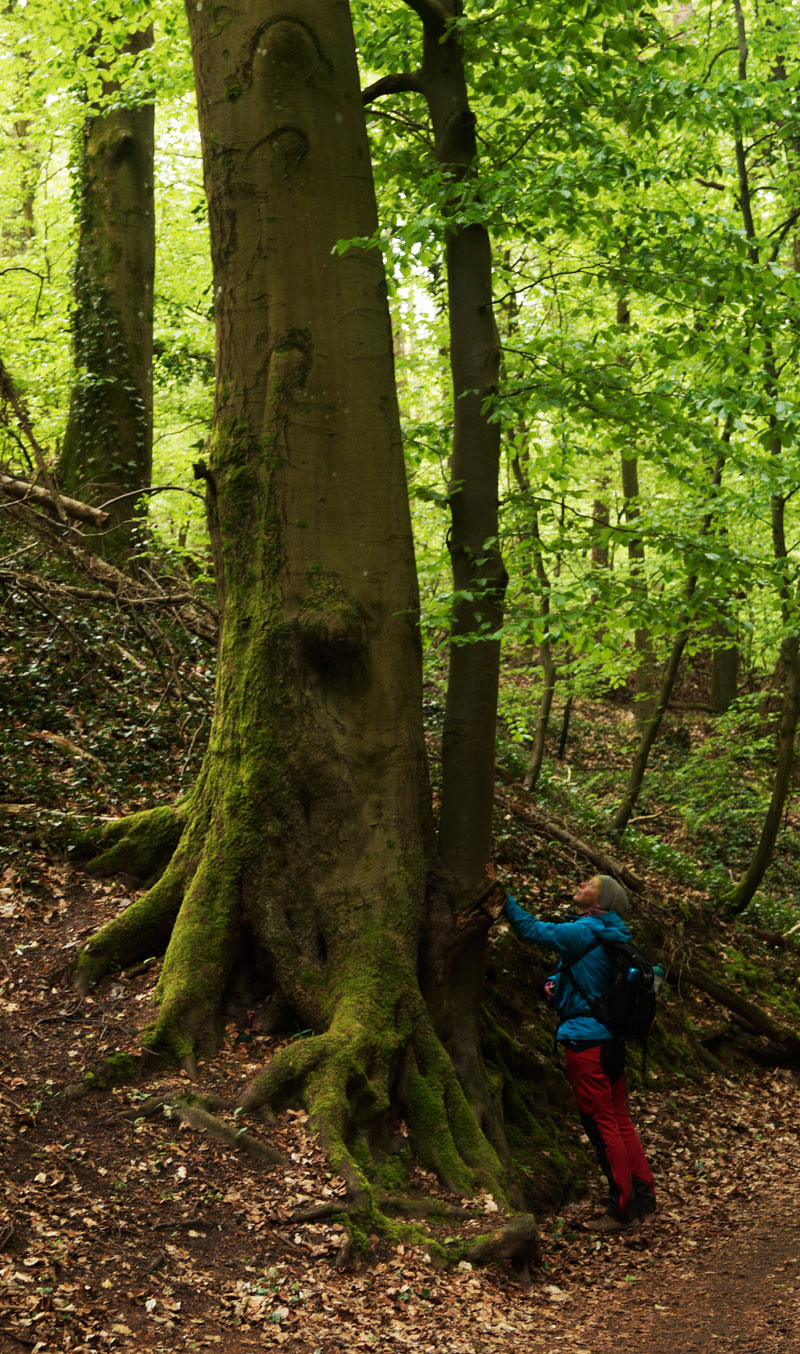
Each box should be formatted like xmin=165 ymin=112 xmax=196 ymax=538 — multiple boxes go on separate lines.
xmin=401 ymin=0 xmax=450 ymax=37
xmin=0 ymin=471 xmax=109 ymax=526
xmin=0 ymin=355 xmax=67 ymax=522
xmin=362 ymin=72 xmax=425 ymax=106
xmin=681 ymin=964 xmax=800 ymax=1053
xmin=494 ymin=763 xmax=646 ymax=895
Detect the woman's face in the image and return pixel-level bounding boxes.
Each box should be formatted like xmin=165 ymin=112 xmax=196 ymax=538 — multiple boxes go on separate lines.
xmin=573 ymin=878 xmax=600 ymax=911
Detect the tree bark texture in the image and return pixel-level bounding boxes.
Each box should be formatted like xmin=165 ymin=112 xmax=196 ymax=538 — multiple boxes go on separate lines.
xmin=59 ymin=29 xmax=155 ymax=557
xmin=710 ymin=619 xmax=739 ymax=712
xmin=370 ymin=1 xmax=511 ymax=1171
xmin=77 ymin=0 xmax=504 ymax=1208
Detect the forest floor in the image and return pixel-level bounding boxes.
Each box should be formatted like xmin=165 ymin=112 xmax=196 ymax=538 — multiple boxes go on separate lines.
xmin=2 ymin=859 xmax=799 ymax=1354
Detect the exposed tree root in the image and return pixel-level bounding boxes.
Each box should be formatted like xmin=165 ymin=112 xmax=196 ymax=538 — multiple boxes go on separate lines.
xmin=240 ymin=987 xmax=505 ymax=1218
xmin=466 ymin=1214 xmax=541 ymax=1288
xmin=71 ymin=803 xmax=188 ymax=880
xmin=75 ymin=857 xmax=190 ymax=994
xmin=167 ymin=1098 xmax=285 ymax=1164
xmin=147 ymin=855 xmax=243 ymax=1062
xmin=377 ymin=1196 xmax=477 ymax=1221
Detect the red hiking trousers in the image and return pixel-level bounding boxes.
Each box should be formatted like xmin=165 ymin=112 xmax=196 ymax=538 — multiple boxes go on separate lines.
xmin=563 ymin=1041 xmax=655 ymax=1220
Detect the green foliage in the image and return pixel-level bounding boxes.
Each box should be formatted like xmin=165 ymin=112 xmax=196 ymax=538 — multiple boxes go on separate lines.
xmin=2 ymin=0 xmax=800 ymax=914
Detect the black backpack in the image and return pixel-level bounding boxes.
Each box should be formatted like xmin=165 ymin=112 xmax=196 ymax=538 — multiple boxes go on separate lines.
xmin=558 ymin=936 xmax=657 ymax=1051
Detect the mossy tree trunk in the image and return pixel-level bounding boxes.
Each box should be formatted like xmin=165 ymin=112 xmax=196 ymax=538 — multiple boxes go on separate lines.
xmin=77 ymin=0 xmax=505 ymax=1208
xmin=59 ymin=28 xmax=154 ymax=558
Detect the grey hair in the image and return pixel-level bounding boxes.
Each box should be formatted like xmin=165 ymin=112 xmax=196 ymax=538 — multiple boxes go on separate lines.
xmin=593 ymin=875 xmax=631 ymax=920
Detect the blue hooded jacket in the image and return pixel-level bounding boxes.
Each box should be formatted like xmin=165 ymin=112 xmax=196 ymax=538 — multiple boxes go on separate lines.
xmin=504 ymin=894 xmax=632 ymax=1043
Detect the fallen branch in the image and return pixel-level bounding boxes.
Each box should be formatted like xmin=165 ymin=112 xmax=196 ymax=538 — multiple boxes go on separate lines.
xmin=2 ymin=503 xmax=218 ymax=644
xmin=495 ymin=763 xmax=646 ymax=894
xmin=168 ymin=1097 xmax=286 ymax=1164
xmin=680 ymin=964 xmax=800 ymax=1053
xmin=29 ymin=730 xmax=107 ymax=770
xmin=0 ymin=471 xmax=109 ymax=526
xmin=0 ymin=355 xmax=67 ymax=522
xmin=750 ymin=925 xmax=800 ymax=950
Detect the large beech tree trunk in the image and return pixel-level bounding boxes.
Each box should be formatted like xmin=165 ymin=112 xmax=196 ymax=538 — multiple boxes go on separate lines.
xmin=76 ymin=0 xmax=504 ymax=1208
xmin=59 ymin=29 xmax=154 ymax=557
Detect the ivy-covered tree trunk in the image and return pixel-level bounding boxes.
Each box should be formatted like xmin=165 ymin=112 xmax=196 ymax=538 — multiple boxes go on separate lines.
xmin=59 ymin=28 xmax=154 ymax=557
xmin=76 ymin=0 xmax=505 ymax=1208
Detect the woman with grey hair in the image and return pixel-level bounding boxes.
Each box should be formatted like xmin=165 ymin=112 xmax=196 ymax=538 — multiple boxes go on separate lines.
xmin=502 ymin=874 xmax=655 ymax=1232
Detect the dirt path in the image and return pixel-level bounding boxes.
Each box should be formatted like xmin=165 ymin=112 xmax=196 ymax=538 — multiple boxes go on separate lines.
xmin=2 ymin=864 xmax=799 ymax=1353
xmin=621 ymin=1199 xmax=800 ymax=1353
xmin=531 ymin=1179 xmax=800 ymax=1354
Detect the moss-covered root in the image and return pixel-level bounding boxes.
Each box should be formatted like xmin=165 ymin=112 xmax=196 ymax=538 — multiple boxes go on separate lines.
xmin=466 ymin=1215 xmax=541 ymax=1288
xmin=141 ymin=853 xmax=243 ymax=1067
xmin=240 ymin=1002 xmax=506 ymax=1210
xmin=401 ymin=1029 xmax=505 ymax=1201
xmin=75 ymin=860 xmax=189 ymax=994
xmin=239 ymin=1032 xmax=372 ymax=1204
xmin=71 ymin=803 xmax=187 ymax=880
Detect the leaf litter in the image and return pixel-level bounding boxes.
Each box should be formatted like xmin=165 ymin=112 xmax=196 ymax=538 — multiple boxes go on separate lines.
xmin=1 ymin=859 xmax=800 ymax=1353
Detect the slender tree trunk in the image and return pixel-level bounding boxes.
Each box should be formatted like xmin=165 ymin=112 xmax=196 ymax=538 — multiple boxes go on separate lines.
xmin=414 ymin=7 xmax=506 ymax=888
xmin=507 ymin=452 xmax=556 ymax=794
xmin=76 ymin=0 xmax=505 ymax=1208
xmin=361 ymin=3 xmax=509 ymax=1156
xmin=616 ymin=293 xmax=656 ymax=724
xmin=727 ymin=636 xmax=800 ymax=912
xmin=710 ymin=620 xmax=739 ymax=712
xmin=620 ymin=450 xmax=656 ymax=724
xmin=362 ymin=4 xmax=507 ymax=880
xmin=59 ymin=28 xmax=155 ymax=558
xmin=524 ymin=630 xmax=556 ymax=793
xmin=612 ymin=447 xmax=727 ymax=833
xmin=558 ymin=694 xmax=573 ymax=760
xmin=727 ymin=358 xmax=799 ymax=910
xmin=725 ymin=0 xmax=799 ymax=909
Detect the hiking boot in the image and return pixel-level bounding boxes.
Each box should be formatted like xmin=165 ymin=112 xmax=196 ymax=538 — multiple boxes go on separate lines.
xmin=585 ymin=1211 xmax=640 ymax=1234
xmin=637 ymin=1206 xmax=657 ymax=1227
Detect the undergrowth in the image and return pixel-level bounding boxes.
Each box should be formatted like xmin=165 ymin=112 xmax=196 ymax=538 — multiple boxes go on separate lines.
xmin=0 ymin=520 xmax=215 ymax=874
